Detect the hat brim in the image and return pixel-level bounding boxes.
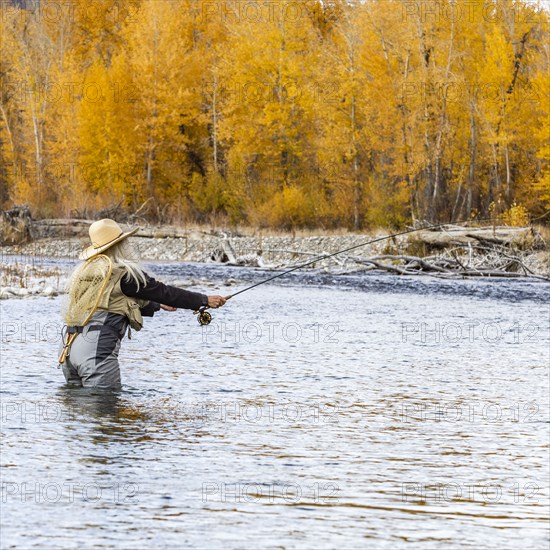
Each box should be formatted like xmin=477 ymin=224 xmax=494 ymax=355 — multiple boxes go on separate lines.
xmin=79 ymin=227 xmax=139 ymax=261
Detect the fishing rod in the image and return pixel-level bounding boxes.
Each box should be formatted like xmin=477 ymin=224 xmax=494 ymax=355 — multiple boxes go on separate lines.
xmin=191 ymin=216 xmax=532 ymax=325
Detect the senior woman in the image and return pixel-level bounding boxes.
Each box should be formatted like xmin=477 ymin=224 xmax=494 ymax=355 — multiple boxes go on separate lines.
xmin=58 ymin=219 xmax=227 ymax=389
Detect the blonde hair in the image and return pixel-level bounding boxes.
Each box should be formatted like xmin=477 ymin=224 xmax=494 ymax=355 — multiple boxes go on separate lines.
xmin=103 ymin=238 xmax=147 ymax=290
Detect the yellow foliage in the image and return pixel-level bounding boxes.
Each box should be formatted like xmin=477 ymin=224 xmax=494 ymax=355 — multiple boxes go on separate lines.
xmin=501 ymin=203 xmax=530 ymax=227
xmin=257 ymin=186 xmax=316 ymax=229
xmin=364 ymin=179 xmax=410 ymax=229
xmin=1 ymin=0 xmax=548 ymax=229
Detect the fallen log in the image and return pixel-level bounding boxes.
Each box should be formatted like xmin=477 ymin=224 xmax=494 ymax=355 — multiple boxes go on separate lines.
xmin=31 ymin=219 xmax=189 ymax=239
xmin=369 ymin=254 xmax=453 ymax=273
xmin=348 ymin=251 xmax=550 ymax=281
xmin=32 ymin=218 xmax=90 ymax=239
xmin=410 ymin=226 xmax=536 ymax=249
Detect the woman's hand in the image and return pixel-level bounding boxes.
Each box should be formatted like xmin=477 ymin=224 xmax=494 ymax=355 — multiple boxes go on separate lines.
xmin=160 ymin=304 xmax=177 ymax=312
xmin=207 ymin=295 xmax=228 ymax=308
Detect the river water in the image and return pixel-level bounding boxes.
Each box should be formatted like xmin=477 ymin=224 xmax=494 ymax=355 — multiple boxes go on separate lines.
xmin=1 ymin=259 xmax=549 ymax=549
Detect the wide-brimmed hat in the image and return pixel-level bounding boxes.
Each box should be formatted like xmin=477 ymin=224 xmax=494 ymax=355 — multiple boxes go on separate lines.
xmin=79 ymin=219 xmax=139 ymax=260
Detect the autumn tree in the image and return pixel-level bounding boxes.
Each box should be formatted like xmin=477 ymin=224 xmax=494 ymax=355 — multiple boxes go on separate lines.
xmin=1 ymin=0 xmax=548 ymax=229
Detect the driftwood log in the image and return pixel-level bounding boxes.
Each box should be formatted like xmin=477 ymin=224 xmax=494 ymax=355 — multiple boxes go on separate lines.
xmin=30 ymin=219 xmax=189 ymax=239
xmin=346 ymin=246 xmax=549 ymax=281
xmin=410 ymin=226 xmax=536 ymax=249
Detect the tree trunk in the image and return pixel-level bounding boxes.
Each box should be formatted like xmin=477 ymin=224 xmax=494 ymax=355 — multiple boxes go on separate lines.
xmin=466 ymin=102 xmax=477 ymax=217
xmin=211 ymin=71 xmax=219 ymax=173
xmin=432 ymin=12 xmax=455 ymax=220
xmin=505 ymin=142 xmax=511 ymax=202
xmin=145 ymin=9 xmax=160 ymax=201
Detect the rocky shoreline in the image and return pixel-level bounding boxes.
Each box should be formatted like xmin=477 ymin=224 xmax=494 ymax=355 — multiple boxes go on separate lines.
xmin=1 ymin=231 xmax=401 ymax=263
xmin=2 ymin=224 xmax=549 ymax=299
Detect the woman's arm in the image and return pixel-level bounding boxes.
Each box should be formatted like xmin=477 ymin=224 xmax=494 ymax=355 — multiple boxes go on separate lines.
xmin=121 ymin=273 xmax=208 ymax=310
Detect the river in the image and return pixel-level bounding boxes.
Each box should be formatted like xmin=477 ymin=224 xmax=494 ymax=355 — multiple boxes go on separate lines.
xmin=1 ymin=259 xmax=549 ymax=549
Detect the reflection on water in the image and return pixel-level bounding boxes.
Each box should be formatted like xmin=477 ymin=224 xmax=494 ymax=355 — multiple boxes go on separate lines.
xmin=55 ymin=388 xmax=150 ymax=443
xmin=1 ymin=264 xmax=549 ymax=549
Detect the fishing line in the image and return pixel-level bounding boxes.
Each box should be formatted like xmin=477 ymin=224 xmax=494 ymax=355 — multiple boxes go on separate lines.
xmin=192 ymin=215 xmax=543 ymax=325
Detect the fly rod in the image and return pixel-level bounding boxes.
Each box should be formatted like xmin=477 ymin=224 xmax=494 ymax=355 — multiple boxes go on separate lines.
xmin=192 ymin=216 xmax=509 ymax=325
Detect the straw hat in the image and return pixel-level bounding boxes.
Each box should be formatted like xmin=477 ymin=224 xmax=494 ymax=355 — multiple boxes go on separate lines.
xmin=79 ymin=219 xmax=139 ymax=260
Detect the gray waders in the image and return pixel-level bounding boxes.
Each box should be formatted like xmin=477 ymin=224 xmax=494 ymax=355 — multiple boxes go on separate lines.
xmin=58 ymin=311 xmax=129 ymax=389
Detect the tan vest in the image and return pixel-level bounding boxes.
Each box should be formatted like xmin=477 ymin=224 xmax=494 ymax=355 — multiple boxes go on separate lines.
xmin=96 ymin=266 xmax=149 ymax=330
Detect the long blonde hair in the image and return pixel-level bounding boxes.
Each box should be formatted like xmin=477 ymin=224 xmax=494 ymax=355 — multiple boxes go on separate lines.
xmin=103 ymin=238 xmax=147 ymax=290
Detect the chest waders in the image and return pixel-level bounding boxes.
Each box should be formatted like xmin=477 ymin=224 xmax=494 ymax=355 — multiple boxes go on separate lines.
xmin=58 ymin=258 xmax=148 ymax=367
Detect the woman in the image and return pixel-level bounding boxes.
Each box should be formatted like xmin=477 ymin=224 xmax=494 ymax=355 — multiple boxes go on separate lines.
xmin=59 ymin=219 xmax=227 ymax=389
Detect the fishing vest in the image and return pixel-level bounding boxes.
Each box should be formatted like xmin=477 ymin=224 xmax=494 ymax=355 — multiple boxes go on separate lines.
xmin=95 ymin=266 xmax=149 ymax=330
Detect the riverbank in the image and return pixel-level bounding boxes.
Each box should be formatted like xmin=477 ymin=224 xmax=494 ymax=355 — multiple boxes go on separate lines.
xmin=1 ymin=221 xmax=549 ymax=299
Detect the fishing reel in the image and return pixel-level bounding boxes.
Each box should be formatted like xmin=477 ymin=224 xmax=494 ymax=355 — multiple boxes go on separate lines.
xmin=193 ymin=306 xmax=212 ymax=326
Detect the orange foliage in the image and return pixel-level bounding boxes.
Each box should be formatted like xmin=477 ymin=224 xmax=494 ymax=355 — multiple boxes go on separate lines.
xmin=0 ymin=0 xmax=548 ymax=228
